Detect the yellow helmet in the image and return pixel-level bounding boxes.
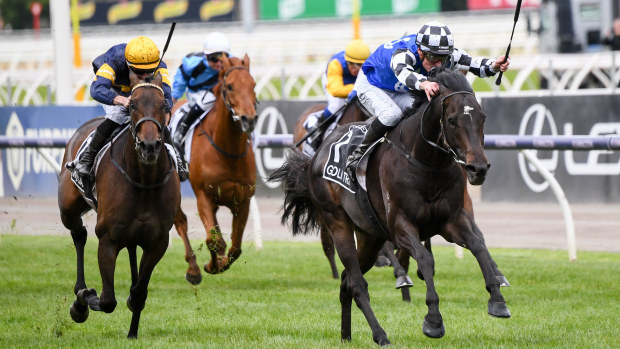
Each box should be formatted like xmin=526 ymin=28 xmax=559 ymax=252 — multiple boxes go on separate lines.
xmin=125 ymin=36 xmax=160 ymax=70
xmin=344 ymin=39 xmax=370 ymax=64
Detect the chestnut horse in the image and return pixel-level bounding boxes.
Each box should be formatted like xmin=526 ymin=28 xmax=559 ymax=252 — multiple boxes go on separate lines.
xmin=172 ymin=55 xmax=257 ymax=284
xmin=269 ymin=68 xmax=510 ymax=345
xmin=58 ymin=74 xmax=180 ymax=338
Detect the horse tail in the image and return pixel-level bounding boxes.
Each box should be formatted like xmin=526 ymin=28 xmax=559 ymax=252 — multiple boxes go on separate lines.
xmin=268 ymin=150 xmax=319 ymax=236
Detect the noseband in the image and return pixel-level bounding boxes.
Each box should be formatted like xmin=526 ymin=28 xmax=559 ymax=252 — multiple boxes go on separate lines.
xmin=419 ymin=90 xmax=475 ymax=166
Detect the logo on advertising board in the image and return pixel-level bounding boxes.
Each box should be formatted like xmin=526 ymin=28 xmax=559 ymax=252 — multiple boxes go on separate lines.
xmin=518 ymin=103 xmax=620 ymax=193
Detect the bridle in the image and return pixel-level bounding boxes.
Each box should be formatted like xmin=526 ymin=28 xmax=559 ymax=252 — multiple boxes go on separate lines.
xmin=419 ymin=90 xmax=475 ymax=166
xmin=129 ymin=83 xmax=165 ymax=151
xmin=109 ymin=82 xmax=173 ymax=189
xmin=220 ymin=66 xmax=255 ymax=123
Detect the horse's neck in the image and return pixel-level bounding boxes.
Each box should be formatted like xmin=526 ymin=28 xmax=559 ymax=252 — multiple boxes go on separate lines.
xmin=204 ymin=95 xmax=248 ymax=150
xmin=406 ymin=100 xmax=453 ymax=168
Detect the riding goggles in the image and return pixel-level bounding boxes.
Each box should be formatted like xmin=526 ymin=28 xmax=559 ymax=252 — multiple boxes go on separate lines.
xmin=130 ymin=66 xmax=156 ymax=76
xmin=207 ymin=52 xmax=229 ymax=63
xmin=424 ymin=52 xmax=450 ymax=64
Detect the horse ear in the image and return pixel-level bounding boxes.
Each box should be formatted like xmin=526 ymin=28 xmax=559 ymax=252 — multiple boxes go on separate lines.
xmin=242 ymin=54 xmax=251 ymax=71
xmin=152 ymin=71 xmax=163 ymax=86
xmin=221 ymin=54 xmax=232 ymax=72
xmin=129 ymin=69 xmax=140 ymax=87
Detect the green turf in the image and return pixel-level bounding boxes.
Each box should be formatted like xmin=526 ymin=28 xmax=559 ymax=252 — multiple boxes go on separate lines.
xmin=0 ymin=234 xmax=617 ymax=348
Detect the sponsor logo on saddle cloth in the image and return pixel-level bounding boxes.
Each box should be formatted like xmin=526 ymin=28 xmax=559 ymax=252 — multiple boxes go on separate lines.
xmin=71 ymin=124 xmax=177 ymax=211
xmin=323 ymin=124 xmax=382 ymax=193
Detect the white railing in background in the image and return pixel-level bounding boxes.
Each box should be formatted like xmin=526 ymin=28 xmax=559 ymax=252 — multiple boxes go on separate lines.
xmin=1 ymin=11 xmax=619 ymax=105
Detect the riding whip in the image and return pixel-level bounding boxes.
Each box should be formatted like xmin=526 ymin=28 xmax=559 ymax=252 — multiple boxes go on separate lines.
xmin=154 ymin=22 xmax=176 ymax=74
xmin=495 ymin=0 xmax=522 ymax=86
xmin=294 ymin=103 xmax=348 ymax=148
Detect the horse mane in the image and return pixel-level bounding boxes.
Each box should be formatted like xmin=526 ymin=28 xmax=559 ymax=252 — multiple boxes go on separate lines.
xmin=410 ymin=67 xmax=473 ymax=112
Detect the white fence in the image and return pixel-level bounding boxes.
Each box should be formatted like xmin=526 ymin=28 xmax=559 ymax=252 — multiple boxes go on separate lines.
xmin=1 ymin=11 xmax=620 ymax=105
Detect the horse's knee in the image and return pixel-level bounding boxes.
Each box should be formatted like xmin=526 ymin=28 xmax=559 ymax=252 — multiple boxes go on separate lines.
xmin=71 ymin=226 xmax=88 ymax=245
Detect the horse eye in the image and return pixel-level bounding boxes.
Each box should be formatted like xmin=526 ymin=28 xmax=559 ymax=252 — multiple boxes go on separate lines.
xmin=129 ymin=101 xmax=136 ymax=111
xmin=448 ymin=117 xmax=457 ymax=127
xmin=227 ymin=84 xmax=233 ymax=91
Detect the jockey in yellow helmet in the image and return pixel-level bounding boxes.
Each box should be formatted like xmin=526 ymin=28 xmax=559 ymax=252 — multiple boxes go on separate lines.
xmin=303 ymin=39 xmax=371 ymax=155
xmin=67 ymin=36 xmax=187 ymax=194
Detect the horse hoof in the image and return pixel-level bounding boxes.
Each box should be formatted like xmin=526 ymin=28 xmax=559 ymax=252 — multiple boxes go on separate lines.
xmin=422 ymin=318 xmax=445 ymax=338
xmin=76 ymin=288 xmax=96 ymax=305
xmin=185 ymin=273 xmax=202 ymax=285
xmin=376 ymin=337 xmax=391 ymax=346
xmin=488 ymin=301 xmax=511 ymax=318
xmin=70 ymin=300 xmax=89 ymax=323
xmin=497 ymin=275 xmax=511 ymax=287
xmin=395 ymin=275 xmax=413 ymax=289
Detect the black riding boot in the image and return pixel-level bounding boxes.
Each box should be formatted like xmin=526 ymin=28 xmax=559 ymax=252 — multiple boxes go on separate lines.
xmin=345 ymin=118 xmax=391 ymax=180
xmin=173 ymin=104 xmax=204 ymax=150
xmin=69 ymin=118 xmax=118 ymax=192
xmin=164 ymin=127 xmax=188 ymax=181
xmin=305 ymin=112 xmax=331 ymax=152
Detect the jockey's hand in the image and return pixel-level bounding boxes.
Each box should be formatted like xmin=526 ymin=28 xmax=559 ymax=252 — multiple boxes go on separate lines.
xmin=493 ymin=55 xmax=510 ymax=72
xmin=114 ymin=95 xmax=131 ymax=109
xmin=420 ymin=80 xmax=439 ymax=101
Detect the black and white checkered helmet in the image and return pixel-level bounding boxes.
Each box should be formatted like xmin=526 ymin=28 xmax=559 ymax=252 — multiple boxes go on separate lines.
xmin=415 ymin=21 xmax=454 ymax=55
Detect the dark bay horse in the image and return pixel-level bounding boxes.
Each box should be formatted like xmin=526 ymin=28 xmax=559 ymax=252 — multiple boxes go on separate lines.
xmin=293 ymin=99 xmax=413 ymax=290
xmin=58 ymin=73 xmax=180 ymax=338
xmin=269 ymin=68 xmax=510 ymax=345
xmin=172 ymin=55 xmax=257 ymax=284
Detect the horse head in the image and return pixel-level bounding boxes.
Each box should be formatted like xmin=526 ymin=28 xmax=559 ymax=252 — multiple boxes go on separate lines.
xmin=218 ymin=54 xmax=258 ymax=133
xmin=128 ymin=73 xmax=168 ymax=164
xmin=433 ymin=69 xmax=490 ymax=185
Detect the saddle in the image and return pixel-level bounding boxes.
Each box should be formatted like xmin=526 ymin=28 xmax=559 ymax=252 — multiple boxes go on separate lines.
xmin=322 ymin=124 xmax=390 ymax=240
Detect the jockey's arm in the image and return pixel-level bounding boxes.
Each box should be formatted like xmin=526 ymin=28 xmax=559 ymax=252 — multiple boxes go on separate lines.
xmin=325 ymin=59 xmax=353 ymax=98
xmin=171 ymin=63 xmax=189 ymax=102
xmin=451 ymin=48 xmax=507 ymax=78
xmin=390 ymin=48 xmax=429 ymax=91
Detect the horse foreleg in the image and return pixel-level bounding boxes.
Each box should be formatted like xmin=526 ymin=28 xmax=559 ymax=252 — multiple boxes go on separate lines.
xmin=448 ymin=217 xmax=511 ymax=318
xmin=225 ymin=199 xmax=251 ymax=271
xmin=195 ymin=192 xmax=227 ymax=274
xmin=173 ymin=207 xmax=202 ymax=284
xmin=127 ymin=239 xmax=168 ymax=339
xmin=95 ymin=236 xmax=119 ymax=313
xmin=320 ymin=224 xmax=339 ymax=279
xmin=380 ymin=241 xmax=412 ymax=289
xmin=395 ymin=218 xmax=445 ymax=339
xmin=471 ymin=223 xmax=510 ymax=286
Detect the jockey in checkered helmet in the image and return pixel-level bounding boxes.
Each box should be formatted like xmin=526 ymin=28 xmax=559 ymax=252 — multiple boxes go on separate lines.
xmin=415 ymin=21 xmax=454 ymax=56
xmin=345 ymin=21 xmax=511 ymax=180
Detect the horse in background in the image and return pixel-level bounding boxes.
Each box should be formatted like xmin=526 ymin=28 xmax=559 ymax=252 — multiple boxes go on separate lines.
xmin=58 ymin=73 xmax=180 ymax=338
xmin=269 ymin=67 xmax=510 ymax=345
xmin=172 ymin=55 xmax=257 ymax=284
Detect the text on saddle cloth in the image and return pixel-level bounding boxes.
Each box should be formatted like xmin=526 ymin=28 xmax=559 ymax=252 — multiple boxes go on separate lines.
xmin=323 ymin=124 xmax=378 ymax=193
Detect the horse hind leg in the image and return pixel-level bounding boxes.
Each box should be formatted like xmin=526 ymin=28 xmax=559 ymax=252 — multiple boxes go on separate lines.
xmin=320 ymin=224 xmax=339 ymax=279
xmin=173 ymin=207 xmax=202 ymax=284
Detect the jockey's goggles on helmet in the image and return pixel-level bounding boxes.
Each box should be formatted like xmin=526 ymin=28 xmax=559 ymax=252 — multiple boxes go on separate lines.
xmin=424 ymin=52 xmax=450 ymax=64
xmin=129 ymin=66 xmax=156 ymax=76
xmin=206 ymin=52 xmax=229 ymax=63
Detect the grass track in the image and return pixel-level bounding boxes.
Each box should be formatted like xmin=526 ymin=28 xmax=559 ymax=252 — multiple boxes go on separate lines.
xmin=0 ymin=234 xmax=618 ymax=348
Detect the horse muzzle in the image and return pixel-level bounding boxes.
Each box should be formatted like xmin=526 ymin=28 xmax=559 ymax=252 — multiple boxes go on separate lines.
xmin=137 ymin=138 xmax=163 ymax=164
xmin=239 ymin=115 xmax=256 ymax=133
xmin=464 ymin=162 xmax=490 ymax=186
